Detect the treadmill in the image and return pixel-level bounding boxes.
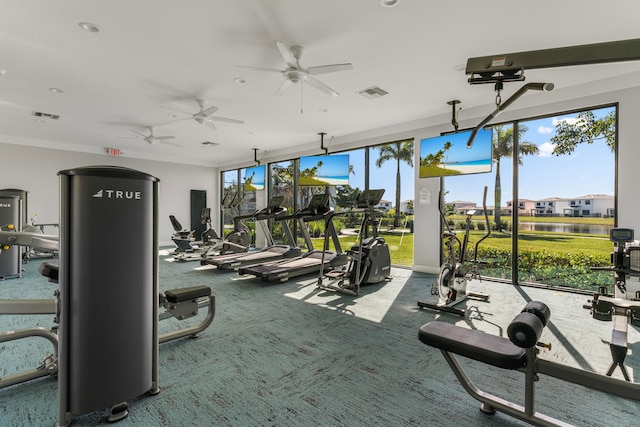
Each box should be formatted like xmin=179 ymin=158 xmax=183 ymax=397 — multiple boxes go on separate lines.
xmin=238 ymin=193 xmax=347 ymax=282
xmin=200 ymin=195 xmax=301 ymax=270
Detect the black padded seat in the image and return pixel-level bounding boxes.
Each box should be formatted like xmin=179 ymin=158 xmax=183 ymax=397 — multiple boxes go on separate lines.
xmin=165 ymin=285 xmax=211 ymax=303
xmin=37 ymin=262 xmax=59 ymax=282
xmin=419 ymin=321 xmax=526 ymax=370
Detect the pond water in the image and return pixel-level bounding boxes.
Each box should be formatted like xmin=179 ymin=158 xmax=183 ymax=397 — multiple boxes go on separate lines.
xmin=519 ymin=222 xmax=612 ymax=235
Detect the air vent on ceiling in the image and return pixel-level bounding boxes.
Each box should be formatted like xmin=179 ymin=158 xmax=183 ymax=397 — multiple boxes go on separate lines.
xmin=32 ymin=111 xmax=60 ymax=120
xmin=358 ymin=86 xmax=389 ymax=100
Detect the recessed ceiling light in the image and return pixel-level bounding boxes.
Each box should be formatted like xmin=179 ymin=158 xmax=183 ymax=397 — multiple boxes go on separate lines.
xmin=79 ymin=22 xmax=101 ymax=33
xmin=234 ymin=77 xmax=247 ymax=85
xmin=380 ymin=0 xmax=400 ymax=7
xmin=49 ymin=87 xmax=64 ymax=94
xmin=167 ymin=113 xmax=178 ymax=118
xmin=0 ymin=69 xmax=7 ymax=76
xmin=453 ymin=64 xmax=466 ymax=72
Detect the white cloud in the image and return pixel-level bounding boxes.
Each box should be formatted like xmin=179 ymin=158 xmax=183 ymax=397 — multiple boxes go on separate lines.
xmin=537 ymin=142 xmax=556 ymax=157
xmin=538 ymin=125 xmax=553 ymax=134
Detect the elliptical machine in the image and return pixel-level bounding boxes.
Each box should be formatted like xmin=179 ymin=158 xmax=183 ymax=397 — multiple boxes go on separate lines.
xmin=317 ymin=189 xmax=392 ymax=295
xmin=202 ymin=192 xmax=252 ymax=257
xmin=417 ymin=186 xmax=491 ymax=316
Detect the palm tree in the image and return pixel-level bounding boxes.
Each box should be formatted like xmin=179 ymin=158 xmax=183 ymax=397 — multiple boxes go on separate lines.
xmin=375 ymin=140 xmax=414 ymax=227
xmin=492 ymin=124 xmax=538 ymax=231
xmin=442 ymin=141 xmax=452 ymax=167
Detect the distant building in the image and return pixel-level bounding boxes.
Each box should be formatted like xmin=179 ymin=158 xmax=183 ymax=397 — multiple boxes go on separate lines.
xmin=533 ymin=197 xmax=571 ymax=216
xmin=376 ymin=199 xmax=393 ymax=212
xmin=564 ymin=194 xmax=614 ymax=217
xmin=447 ymin=194 xmax=614 ymax=218
xmin=505 ymin=199 xmax=537 ymax=216
xmin=400 ymin=199 xmax=414 ymax=214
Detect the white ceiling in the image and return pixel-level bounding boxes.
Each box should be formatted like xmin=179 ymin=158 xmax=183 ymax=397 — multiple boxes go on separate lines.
xmin=2 ymin=0 xmax=640 ymax=167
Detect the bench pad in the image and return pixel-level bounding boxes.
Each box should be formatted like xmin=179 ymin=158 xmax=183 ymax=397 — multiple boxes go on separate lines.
xmin=165 ymin=285 xmax=211 ymax=303
xmin=419 ymin=321 xmax=526 ymax=370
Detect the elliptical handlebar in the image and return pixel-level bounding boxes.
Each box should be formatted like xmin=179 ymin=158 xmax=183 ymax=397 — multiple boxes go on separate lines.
xmin=473 ymin=186 xmax=491 ymax=263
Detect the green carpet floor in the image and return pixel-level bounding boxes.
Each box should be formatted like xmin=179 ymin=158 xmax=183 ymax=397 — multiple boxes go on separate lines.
xmin=1 ymin=251 xmax=638 ymax=426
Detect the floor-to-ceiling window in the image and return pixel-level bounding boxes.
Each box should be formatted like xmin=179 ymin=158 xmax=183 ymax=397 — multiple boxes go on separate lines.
xmin=221 ymin=170 xmax=239 ymax=238
xmin=441 ymin=105 xmax=617 ymax=292
xmin=269 ymin=160 xmax=295 ymax=245
xmin=223 ymin=141 xmax=416 ymax=267
xmin=369 ymin=139 xmax=415 ymax=266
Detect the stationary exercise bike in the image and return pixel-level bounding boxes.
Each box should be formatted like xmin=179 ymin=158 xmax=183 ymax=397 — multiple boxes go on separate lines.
xmin=417 ymin=186 xmax=491 ymax=316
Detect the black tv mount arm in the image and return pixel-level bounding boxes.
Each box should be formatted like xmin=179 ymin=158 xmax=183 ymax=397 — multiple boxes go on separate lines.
xmin=465 ymin=38 xmax=640 ymax=148
xmin=466 ymin=38 xmax=640 ymax=85
xmin=318 ymin=132 xmax=329 ymax=155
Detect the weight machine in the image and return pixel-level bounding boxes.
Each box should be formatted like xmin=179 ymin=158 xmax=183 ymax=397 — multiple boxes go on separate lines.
xmin=1 ymin=166 xmax=215 ymax=426
xmin=585 ymin=227 xmax=640 ymax=381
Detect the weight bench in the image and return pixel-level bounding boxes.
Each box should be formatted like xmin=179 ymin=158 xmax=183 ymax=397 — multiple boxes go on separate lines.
xmin=419 ymin=301 xmax=640 ymax=427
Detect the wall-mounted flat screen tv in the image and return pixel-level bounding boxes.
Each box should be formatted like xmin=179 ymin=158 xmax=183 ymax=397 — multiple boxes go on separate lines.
xmin=419 ymin=128 xmax=493 ymax=178
xmin=299 ymin=154 xmax=349 ymax=186
xmin=244 ymin=165 xmax=265 ymax=191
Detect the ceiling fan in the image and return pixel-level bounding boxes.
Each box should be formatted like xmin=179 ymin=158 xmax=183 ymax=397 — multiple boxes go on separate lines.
xmin=125 ymin=127 xmax=182 ymax=147
xmin=163 ymin=99 xmax=244 ymax=130
xmin=239 ymin=40 xmax=353 ymax=97
xmin=201 ymin=141 xmax=220 ymax=148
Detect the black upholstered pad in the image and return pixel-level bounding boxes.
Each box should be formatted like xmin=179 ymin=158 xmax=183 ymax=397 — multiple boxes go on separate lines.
xmin=37 ymin=262 xmax=59 ymax=282
xmin=165 ymin=285 xmax=211 ymax=303
xmin=419 ymin=321 xmax=526 ymax=370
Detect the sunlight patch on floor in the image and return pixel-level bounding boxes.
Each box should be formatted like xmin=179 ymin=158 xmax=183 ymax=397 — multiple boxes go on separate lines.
xmin=283 ymin=275 xmax=407 ymax=323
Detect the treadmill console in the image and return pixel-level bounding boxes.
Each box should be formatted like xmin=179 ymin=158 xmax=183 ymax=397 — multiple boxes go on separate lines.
xmin=257 ymin=195 xmax=286 ymax=215
xmin=355 ymin=189 xmax=385 ymax=209
xmin=611 ymin=228 xmax=634 ymax=243
xmin=299 ymin=193 xmax=330 ymax=215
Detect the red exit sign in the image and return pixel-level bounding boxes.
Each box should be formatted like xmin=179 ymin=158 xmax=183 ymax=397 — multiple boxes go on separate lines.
xmin=107 ymin=148 xmax=122 ymax=156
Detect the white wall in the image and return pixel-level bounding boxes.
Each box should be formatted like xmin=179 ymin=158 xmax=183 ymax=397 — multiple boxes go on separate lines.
xmin=0 ymin=143 xmax=217 ymax=246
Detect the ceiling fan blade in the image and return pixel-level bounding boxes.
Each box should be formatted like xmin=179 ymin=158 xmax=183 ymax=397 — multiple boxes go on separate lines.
xmin=237 ymin=65 xmax=284 ymax=74
xmin=206 ymin=122 xmax=217 ymax=131
xmin=275 ymin=40 xmax=297 ymax=67
xmin=307 ymin=77 xmax=339 ymax=97
xmin=275 ymin=79 xmax=293 ymax=96
xmin=131 ymin=130 xmax=147 ymax=137
xmin=307 ymin=63 xmax=353 ymax=75
xmin=201 ymin=105 xmax=218 ymax=117
xmin=155 ymin=135 xmax=176 ymax=140
xmin=209 ymin=116 xmax=244 ymax=124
